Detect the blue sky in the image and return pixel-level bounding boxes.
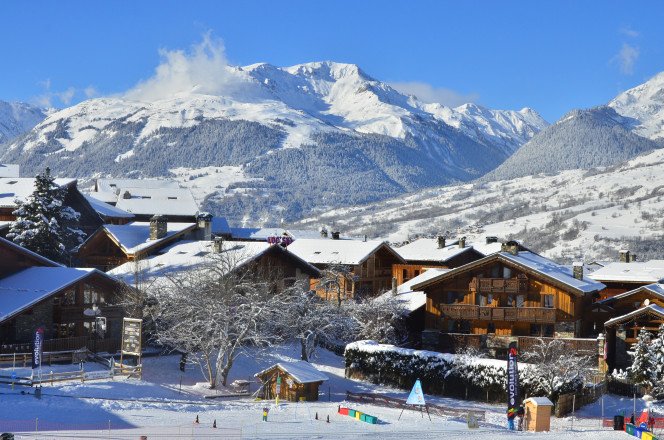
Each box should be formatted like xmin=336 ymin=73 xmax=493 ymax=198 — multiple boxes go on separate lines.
xmin=1 ymin=1 xmax=662 ymax=121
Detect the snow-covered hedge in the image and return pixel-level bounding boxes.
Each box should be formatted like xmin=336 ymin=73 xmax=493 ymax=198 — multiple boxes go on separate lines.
xmin=344 ymin=341 xmax=581 ymax=402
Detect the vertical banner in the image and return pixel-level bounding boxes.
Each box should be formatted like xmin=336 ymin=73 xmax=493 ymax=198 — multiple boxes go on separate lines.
xmin=406 ymin=379 xmax=426 ymax=406
xmin=507 ymin=341 xmax=520 ymax=416
xmin=32 ymin=327 xmax=44 ymax=370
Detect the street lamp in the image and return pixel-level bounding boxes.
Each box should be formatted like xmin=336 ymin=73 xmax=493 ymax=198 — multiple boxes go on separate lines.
xmin=83 ymin=304 xmax=106 ymax=353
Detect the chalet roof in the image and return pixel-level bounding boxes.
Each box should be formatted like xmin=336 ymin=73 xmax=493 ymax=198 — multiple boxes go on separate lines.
xmin=412 ymin=251 xmax=605 ymax=296
xmin=255 ymin=361 xmax=329 ymax=384
xmin=229 ymin=227 xmax=353 ymax=241
xmin=395 ymin=239 xmax=475 ymax=263
xmin=108 ymin=240 xmax=320 ymax=289
xmin=286 ymin=239 xmax=405 ymax=266
xmin=83 ymin=194 xmax=135 ymax=220
xmin=0 ymin=267 xmax=120 ymax=322
xmin=113 ymin=187 xmax=199 ymax=217
xmin=604 ymin=304 xmax=664 ymax=328
xmin=0 ymin=236 xmax=62 ymax=268
xmin=0 ymin=177 xmax=77 ymax=208
xmin=524 ymin=397 xmax=554 ymax=407
xmin=598 ymin=283 xmax=664 ymax=306
xmin=588 ymin=261 xmax=664 ymax=284
xmin=211 ymin=217 xmax=231 ymax=235
xmin=377 ymin=268 xmax=451 ymax=313
xmin=89 ymin=222 xmax=196 ymax=256
xmin=94 ymin=178 xmax=181 ymax=202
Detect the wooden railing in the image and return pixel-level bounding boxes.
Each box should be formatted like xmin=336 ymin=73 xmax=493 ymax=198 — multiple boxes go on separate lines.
xmin=439 ymin=304 xmax=556 ymax=323
xmin=0 ymin=336 xmax=121 ymax=355
xmin=470 ymin=275 xmax=528 ymax=294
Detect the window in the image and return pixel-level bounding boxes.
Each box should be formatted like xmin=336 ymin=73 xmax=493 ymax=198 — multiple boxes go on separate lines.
xmin=543 ymin=295 xmax=554 ymax=308
xmin=516 ymin=295 xmax=525 ymax=307
xmin=402 ymin=269 xmax=408 ymax=281
xmin=487 ymin=293 xmax=494 ymax=305
xmin=477 ymin=294 xmax=487 ymax=306
xmin=530 ymin=324 xmax=541 ymax=336
xmin=544 ymin=325 xmax=554 ymax=337
xmin=503 ymin=267 xmax=512 ymax=279
xmin=414 ymin=270 xmax=420 ymax=276
xmin=487 ymin=323 xmax=496 ymax=334
xmin=491 ymin=265 xmax=500 ymax=278
xmin=507 ymin=295 xmax=514 ymax=307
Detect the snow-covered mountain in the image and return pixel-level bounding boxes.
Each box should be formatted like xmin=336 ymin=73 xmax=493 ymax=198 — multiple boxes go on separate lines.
xmin=293 ymin=147 xmax=664 ymax=262
xmin=486 ymin=73 xmax=664 ymax=181
xmin=1 ymin=61 xmax=546 ymax=223
xmin=0 ymin=101 xmax=47 ymax=145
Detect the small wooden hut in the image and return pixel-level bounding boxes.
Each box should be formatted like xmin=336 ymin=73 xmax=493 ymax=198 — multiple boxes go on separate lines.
xmin=254 ymin=361 xmax=329 ymax=402
xmin=523 ymin=397 xmax=553 ymax=432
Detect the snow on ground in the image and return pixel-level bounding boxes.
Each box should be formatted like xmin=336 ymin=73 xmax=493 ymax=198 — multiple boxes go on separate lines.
xmin=0 ymin=345 xmax=646 ymax=439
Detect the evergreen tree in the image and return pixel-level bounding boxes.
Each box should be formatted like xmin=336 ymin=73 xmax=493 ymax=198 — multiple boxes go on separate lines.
xmin=7 ymin=168 xmax=84 ymax=263
xmin=651 ymin=324 xmax=664 ymax=398
xmin=628 ymin=328 xmax=655 ymax=389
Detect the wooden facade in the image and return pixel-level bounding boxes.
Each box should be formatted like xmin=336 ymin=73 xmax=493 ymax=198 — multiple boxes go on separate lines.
xmin=311 ymin=245 xmax=405 ymax=299
xmin=418 ymin=253 xmax=600 ymax=340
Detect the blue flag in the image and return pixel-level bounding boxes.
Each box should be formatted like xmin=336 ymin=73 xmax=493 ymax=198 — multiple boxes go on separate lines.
xmin=32 ymin=327 xmax=44 ymax=370
xmin=406 ymin=379 xmax=426 ymax=406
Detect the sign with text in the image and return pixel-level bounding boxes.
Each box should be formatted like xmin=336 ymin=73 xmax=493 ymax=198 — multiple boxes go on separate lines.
xmin=32 ymin=327 xmax=44 ymax=370
xmin=121 ymin=318 xmax=142 ymax=356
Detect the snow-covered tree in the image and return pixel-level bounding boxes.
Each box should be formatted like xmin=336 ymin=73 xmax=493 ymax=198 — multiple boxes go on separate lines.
xmin=347 ymin=295 xmax=408 ymax=345
xmin=7 ymin=167 xmax=84 ymax=263
xmin=628 ymin=329 xmax=655 ymax=389
xmin=651 ymin=325 xmax=664 ymax=398
xmin=522 ymin=338 xmax=592 ymax=398
xmin=317 ymin=263 xmax=355 ymax=307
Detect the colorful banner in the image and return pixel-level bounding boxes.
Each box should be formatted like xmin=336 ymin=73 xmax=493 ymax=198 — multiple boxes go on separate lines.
xmin=507 ymin=341 xmax=520 ymax=417
xmin=406 ymin=379 xmax=426 ymax=406
xmin=32 ymin=327 xmax=44 ymax=370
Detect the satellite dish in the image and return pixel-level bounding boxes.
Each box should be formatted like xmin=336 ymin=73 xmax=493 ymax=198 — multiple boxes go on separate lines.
xmin=644 ymin=299 xmax=650 ymax=306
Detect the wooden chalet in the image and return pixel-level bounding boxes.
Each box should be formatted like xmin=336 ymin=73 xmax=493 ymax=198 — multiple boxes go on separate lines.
xmin=0 ymin=237 xmax=133 ymax=352
xmin=255 ymin=361 xmax=329 ymax=402
xmin=108 ymin=238 xmax=321 ymax=292
xmin=594 ymin=284 xmax=664 ymax=371
xmin=75 ymin=216 xmax=197 ymax=271
xmin=286 ymin=238 xmax=406 ymax=299
xmin=0 ymin=177 xmax=103 ymax=240
xmin=412 ymin=242 xmax=605 ymax=350
xmin=588 ymin=251 xmax=664 ymax=300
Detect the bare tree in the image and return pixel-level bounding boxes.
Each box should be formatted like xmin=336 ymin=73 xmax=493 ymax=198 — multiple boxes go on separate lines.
xmin=346 ymin=295 xmax=408 ymax=345
xmin=522 ymin=338 xmax=594 ymax=398
xmin=146 ymin=253 xmax=289 ymax=389
xmin=317 ymin=263 xmax=355 ymax=307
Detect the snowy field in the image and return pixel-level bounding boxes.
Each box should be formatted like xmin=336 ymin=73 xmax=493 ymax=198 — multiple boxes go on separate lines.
xmin=0 ymin=345 xmax=650 ymax=439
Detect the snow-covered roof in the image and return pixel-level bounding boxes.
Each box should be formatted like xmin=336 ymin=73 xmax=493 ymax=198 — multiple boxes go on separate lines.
xmin=230 ymin=227 xmax=291 ymax=241
xmin=114 ymin=187 xmax=199 ymax=217
xmin=524 ymin=397 xmax=553 ymax=406
xmin=604 ymin=304 xmax=664 ymax=327
xmin=211 ymin=217 xmax=231 ymax=235
xmin=102 ymin=222 xmax=196 ymax=255
xmin=0 ymin=164 xmax=19 ymax=178
xmin=588 ymin=260 xmax=664 ymax=283
xmin=0 ymin=267 xmax=100 ymax=321
xmin=471 ymin=241 xmax=508 ymax=257
xmin=255 ymin=361 xmax=329 ymax=384
xmin=95 ymin=178 xmax=180 ymax=194
xmin=286 ymin=239 xmax=404 ymax=266
xmin=376 ymin=268 xmax=452 ymax=313
xmin=598 ymin=283 xmax=664 ymax=305
xmin=0 ymin=177 xmax=76 ymax=208
xmin=83 ymin=194 xmax=135 ymax=219
xmin=108 ymin=240 xmax=320 ymax=288
xmin=413 ymin=251 xmax=605 ymax=295
xmin=395 ymin=239 xmax=475 ymax=263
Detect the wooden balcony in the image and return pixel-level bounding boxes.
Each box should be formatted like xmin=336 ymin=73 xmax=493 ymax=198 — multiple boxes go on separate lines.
xmin=439 ymin=304 xmax=556 ymax=323
xmin=469 ymin=275 xmax=528 ymax=294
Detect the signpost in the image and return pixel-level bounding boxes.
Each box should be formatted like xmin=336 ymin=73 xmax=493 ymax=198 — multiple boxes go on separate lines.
xmin=119 ymin=318 xmax=142 ymax=378
xmin=507 ymin=341 xmax=520 ymax=430
xmin=399 ymin=379 xmax=431 ymax=421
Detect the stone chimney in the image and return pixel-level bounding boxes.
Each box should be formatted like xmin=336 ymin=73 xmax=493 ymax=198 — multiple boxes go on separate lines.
xmin=619 ymin=249 xmax=630 ymax=263
xmin=392 ymin=277 xmax=398 ymax=296
xmin=458 ymin=236 xmax=466 ymax=249
xmin=363 ymin=235 xmax=367 ymax=242
xmin=320 ymin=227 xmax=328 ymax=238
xmin=331 ymin=231 xmax=340 ymax=240
xmin=213 ymin=236 xmax=224 ymax=253
xmin=122 ymin=190 xmax=132 ymax=199
xmin=437 ymin=236 xmax=446 ymax=249
xmin=149 ymin=215 xmax=167 ymax=240
xmin=573 ymin=262 xmax=584 ymax=280
xmin=630 ymin=253 xmax=637 ymax=262
xmin=196 ymin=212 xmax=213 ymax=241
xmin=486 ymin=236 xmax=498 ymax=244
xmin=501 ymin=241 xmax=519 ymax=256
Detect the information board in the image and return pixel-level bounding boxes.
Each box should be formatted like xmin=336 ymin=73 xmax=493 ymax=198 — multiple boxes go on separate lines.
xmin=121 ymin=318 xmax=142 ymax=356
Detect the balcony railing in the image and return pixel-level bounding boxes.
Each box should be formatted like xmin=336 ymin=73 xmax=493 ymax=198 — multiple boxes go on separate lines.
xmin=439 ymin=304 xmax=556 ymax=323
xmin=469 ymin=275 xmax=528 ymax=294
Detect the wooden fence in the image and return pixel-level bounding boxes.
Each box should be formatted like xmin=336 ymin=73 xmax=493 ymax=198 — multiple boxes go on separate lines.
xmin=0 ymin=349 xmax=86 ymax=368
xmin=0 ymin=336 xmax=121 ymax=355
xmin=346 ymin=391 xmax=485 ymax=421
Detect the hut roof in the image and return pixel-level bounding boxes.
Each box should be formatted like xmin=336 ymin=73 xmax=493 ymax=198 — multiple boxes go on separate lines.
xmin=255 ymin=361 xmax=329 ymax=384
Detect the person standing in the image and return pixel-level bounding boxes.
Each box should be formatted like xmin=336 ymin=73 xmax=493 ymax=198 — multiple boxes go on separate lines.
xmin=517 ymin=405 xmax=525 ymax=431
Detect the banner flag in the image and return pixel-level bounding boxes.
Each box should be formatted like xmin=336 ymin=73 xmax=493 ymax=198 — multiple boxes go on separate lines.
xmin=507 ymin=341 xmax=520 ymax=417
xmin=32 ymin=327 xmax=44 ymax=370
xmin=406 ymin=379 xmax=426 ymax=406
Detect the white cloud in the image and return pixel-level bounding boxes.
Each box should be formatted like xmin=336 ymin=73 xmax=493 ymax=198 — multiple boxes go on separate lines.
xmin=84 ymin=86 xmax=99 ymax=98
xmin=33 ymin=80 xmax=77 ymax=107
xmin=57 ymin=87 xmax=76 ymax=105
xmin=389 ymin=81 xmax=480 ymax=107
xmin=612 ymin=43 xmax=639 ymax=75
xmin=124 ymin=32 xmax=249 ymax=102
xmin=619 ymin=26 xmax=640 ymax=38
